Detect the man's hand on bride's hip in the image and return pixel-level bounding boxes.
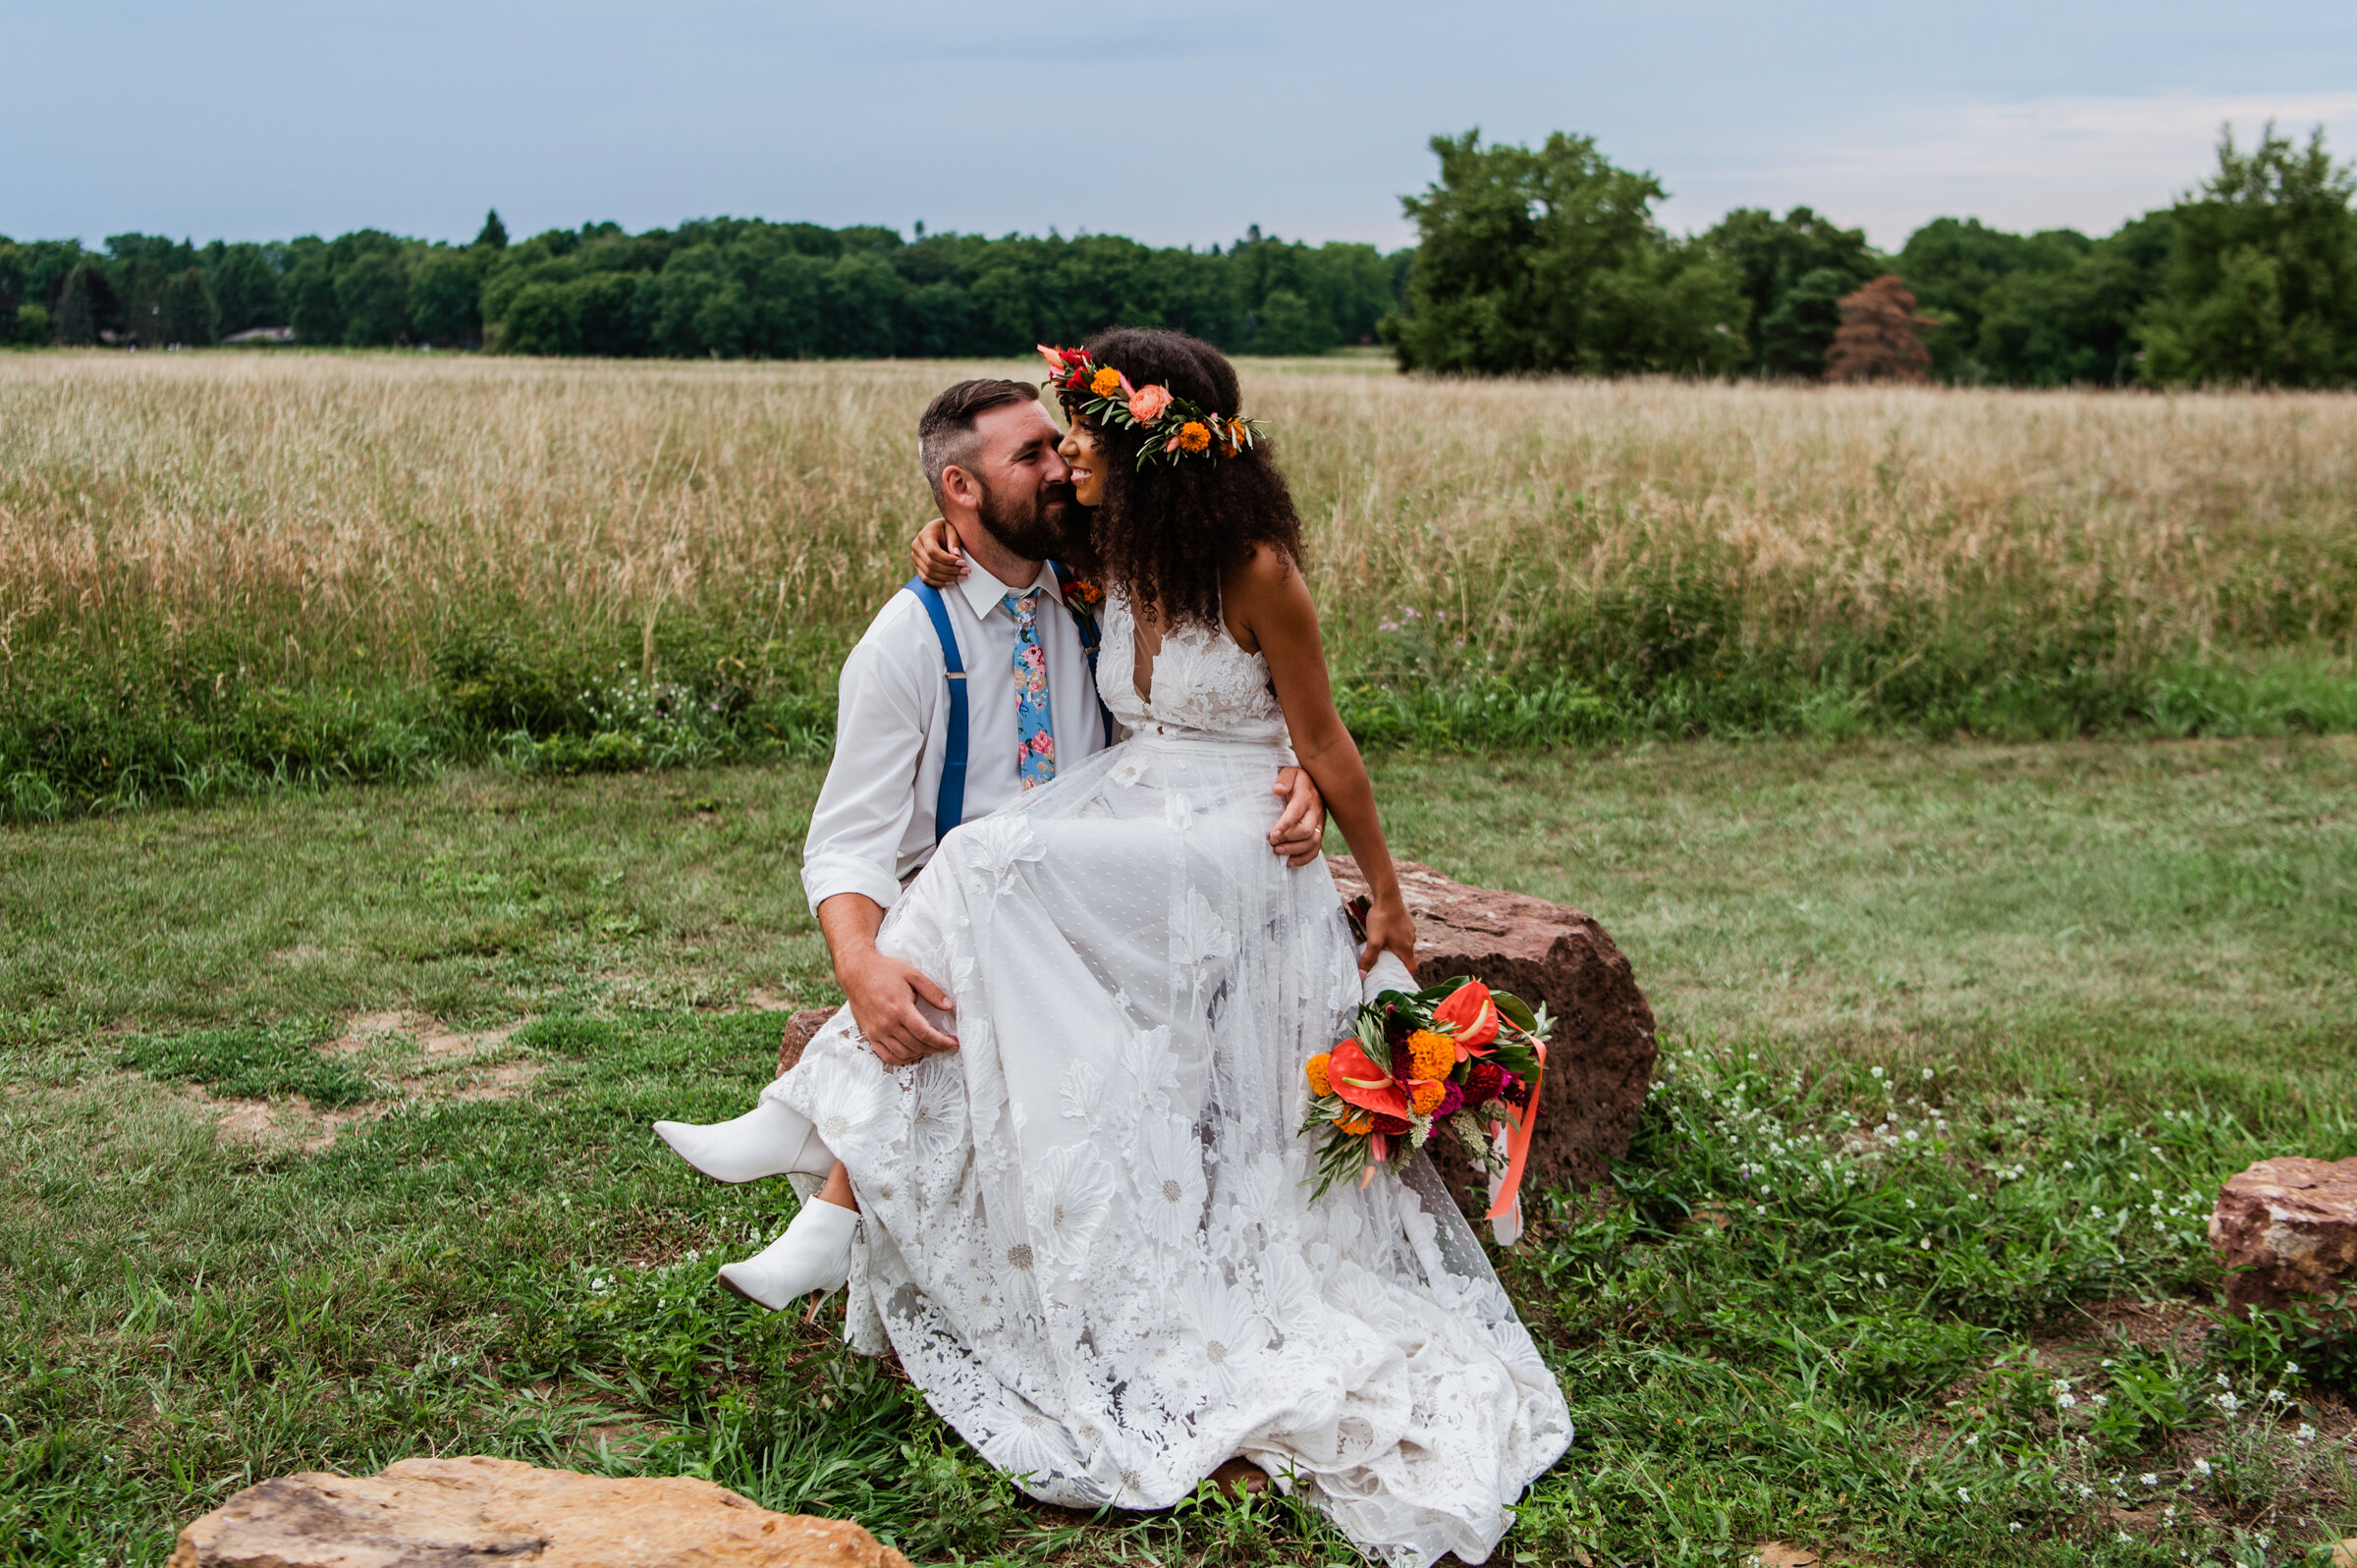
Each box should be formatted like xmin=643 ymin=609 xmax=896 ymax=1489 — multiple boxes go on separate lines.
xmin=1270 ymin=767 xmax=1326 ymax=867
xmin=843 ymin=950 xmax=959 ymax=1066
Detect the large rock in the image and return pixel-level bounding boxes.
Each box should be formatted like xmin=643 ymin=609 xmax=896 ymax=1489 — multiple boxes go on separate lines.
xmin=2211 ymin=1157 xmax=2357 ymax=1317
xmin=774 ymin=858 xmax=1658 ymax=1225
xmin=776 ymin=1007 xmax=840 ymax=1076
xmin=1330 ymin=856 xmax=1657 ymax=1216
xmin=170 ymin=1455 xmax=911 ymax=1568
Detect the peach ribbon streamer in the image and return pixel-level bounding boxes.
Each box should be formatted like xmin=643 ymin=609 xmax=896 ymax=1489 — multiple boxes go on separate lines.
xmin=1484 ymin=1039 xmax=1547 ymax=1242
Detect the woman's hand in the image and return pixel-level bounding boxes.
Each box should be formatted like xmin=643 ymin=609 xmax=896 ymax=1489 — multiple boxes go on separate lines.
xmin=910 ymin=517 xmax=966 ymax=588
xmin=1358 ymin=890 xmax=1416 ymax=975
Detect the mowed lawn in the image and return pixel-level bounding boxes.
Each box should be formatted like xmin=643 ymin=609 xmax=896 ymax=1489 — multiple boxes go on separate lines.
xmin=5 ymin=736 xmax=2355 ymax=1567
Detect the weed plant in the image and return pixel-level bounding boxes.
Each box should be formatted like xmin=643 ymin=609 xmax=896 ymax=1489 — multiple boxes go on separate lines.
xmin=4 ymin=354 xmax=2355 ymax=818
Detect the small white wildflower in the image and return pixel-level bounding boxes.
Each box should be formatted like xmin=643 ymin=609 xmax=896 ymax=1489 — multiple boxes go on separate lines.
xmin=2285 ymin=1361 xmax=2301 ymax=1376
xmin=2140 ymin=1473 xmax=2157 ymax=1487
xmin=1956 ymin=1487 xmax=1970 ymax=1502
xmin=2267 ymin=1388 xmax=2288 ymax=1404
xmin=2062 ymin=1161 xmax=2074 ymax=1170
xmin=1920 ymin=1236 xmax=1932 ymax=1249
xmin=2213 ymin=1392 xmax=2241 ymax=1415
xmin=2296 ymin=1424 xmax=2317 ymax=1443
xmin=2090 ymin=1393 xmax=2110 ymax=1408
xmin=2008 ymin=1522 xmax=2022 ymax=1533
xmin=1964 ymin=1433 xmax=1981 ymax=1446
xmin=2056 ymin=1392 xmax=2079 ymax=1409
xmin=2193 ymin=1457 xmax=2212 ymax=1476
xmin=1922 ymin=1067 xmax=1934 ymax=1080
xmin=1871 ymin=1066 xmax=1885 ymax=1079
xmin=2214 ymin=1372 xmax=2231 ymax=1388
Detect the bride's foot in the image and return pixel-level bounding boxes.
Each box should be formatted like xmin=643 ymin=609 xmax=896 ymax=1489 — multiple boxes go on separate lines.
xmin=1206 ymin=1456 xmax=1269 ymax=1500
xmin=654 ymin=1099 xmax=833 ymax=1183
xmin=716 ymin=1198 xmax=856 ymax=1313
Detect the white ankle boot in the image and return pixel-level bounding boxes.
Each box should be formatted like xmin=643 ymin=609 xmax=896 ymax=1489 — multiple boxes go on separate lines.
xmin=654 ymin=1099 xmax=834 ymax=1183
xmin=717 ymin=1199 xmax=857 ymax=1312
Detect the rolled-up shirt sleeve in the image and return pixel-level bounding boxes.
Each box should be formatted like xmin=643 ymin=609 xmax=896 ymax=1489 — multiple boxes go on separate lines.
xmin=800 ymin=628 xmax=933 ymax=916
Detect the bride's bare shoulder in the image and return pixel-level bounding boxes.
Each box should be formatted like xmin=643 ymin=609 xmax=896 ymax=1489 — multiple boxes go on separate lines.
xmin=1222 ymin=542 xmax=1310 ymax=652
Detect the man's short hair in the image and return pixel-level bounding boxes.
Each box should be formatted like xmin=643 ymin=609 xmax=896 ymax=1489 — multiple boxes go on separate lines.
xmin=918 ymin=379 xmax=1041 ymax=508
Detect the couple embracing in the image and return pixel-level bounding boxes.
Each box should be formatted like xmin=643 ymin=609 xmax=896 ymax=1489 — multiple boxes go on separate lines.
xmin=653 ymin=328 xmax=1568 ymax=1566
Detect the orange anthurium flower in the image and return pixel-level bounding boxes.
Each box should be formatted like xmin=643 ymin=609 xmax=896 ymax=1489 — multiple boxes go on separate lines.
xmin=1325 ymin=1039 xmax=1409 ymax=1120
xmin=1434 ymin=981 xmax=1501 ymax=1059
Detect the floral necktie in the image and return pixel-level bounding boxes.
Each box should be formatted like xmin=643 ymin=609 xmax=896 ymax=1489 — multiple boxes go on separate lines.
xmin=1004 ymin=589 xmax=1055 ymax=789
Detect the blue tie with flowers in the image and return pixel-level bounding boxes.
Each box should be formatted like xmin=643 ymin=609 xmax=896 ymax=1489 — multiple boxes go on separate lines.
xmin=1004 ymin=590 xmax=1056 ymax=788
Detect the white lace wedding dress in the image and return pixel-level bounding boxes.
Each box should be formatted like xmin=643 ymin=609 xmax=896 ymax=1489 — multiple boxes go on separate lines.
xmin=768 ymin=591 xmax=1570 ymax=1566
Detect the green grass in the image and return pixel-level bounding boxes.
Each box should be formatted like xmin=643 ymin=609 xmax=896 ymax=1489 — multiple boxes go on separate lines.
xmin=5 ymin=738 xmax=2356 ymax=1566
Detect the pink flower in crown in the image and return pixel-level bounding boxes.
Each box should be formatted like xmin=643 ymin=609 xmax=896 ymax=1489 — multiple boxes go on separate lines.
xmin=1126 ymin=383 xmax=1174 ymax=423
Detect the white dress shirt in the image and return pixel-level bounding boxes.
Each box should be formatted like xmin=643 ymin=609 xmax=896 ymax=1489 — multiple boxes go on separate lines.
xmin=800 ymin=561 xmax=1113 ymax=916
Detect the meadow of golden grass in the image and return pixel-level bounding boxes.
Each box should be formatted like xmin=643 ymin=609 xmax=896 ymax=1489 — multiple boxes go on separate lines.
xmin=4 ymin=349 xmax=2350 ymax=683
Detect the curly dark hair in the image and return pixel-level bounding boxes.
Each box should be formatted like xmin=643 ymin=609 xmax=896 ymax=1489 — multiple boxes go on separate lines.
xmin=1058 ymin=326 xmax=1302 ymax=629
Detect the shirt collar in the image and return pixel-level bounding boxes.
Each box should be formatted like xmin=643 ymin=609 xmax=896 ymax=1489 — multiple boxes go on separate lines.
xmin=955 ymin=558 xmax=1064 ymax=620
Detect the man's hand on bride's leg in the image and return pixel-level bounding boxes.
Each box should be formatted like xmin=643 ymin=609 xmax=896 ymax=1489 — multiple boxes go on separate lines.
xmin=843 ymin=949 xmax=959 ymax=1066
xmin=1269 ymin=766 xmax=1327 ymax=867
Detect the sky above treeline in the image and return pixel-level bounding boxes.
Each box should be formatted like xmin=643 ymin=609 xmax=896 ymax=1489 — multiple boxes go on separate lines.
xmin=11 ymin=1 xmax=2356 ymax=252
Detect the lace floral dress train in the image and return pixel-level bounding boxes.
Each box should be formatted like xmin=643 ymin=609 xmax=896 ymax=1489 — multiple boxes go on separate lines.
xmin=770 ymin=592 xmax=1570 ymax=1566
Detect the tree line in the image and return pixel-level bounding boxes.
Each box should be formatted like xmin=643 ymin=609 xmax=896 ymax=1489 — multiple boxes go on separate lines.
xmin=1389 ymin=123 xmax=2357 ymax=387
xmin=0 ymin=211 xmax=1406 ymax=361
xmin=4 ymin=120 xmax=2351 ymax=385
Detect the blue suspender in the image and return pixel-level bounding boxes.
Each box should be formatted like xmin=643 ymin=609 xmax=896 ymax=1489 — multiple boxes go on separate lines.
xmin=905 ymin=576 xmax=967 ymax=845
xmin=906 ymin=564 xmax=1115 ymax=847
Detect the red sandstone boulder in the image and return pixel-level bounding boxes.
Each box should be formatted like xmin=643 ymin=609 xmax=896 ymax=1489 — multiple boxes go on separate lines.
xmin=170 ymin=1455 xmax=911 ymax=1568
xmin=2211 ymin=1157 xmax=2357 ymax=1317
xmin=777 ymin=858 xmax=1658 ymax=1227
xmin=776 ymin=1007 xmax=839 ymax=1075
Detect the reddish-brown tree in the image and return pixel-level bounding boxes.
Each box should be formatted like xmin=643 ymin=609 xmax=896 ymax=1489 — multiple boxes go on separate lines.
xmin=1825 ymin=273 xmax=1938 ymax=383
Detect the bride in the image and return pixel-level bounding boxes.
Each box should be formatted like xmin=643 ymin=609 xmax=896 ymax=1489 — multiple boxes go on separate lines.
xmin=661 ymin=328 xmax=1567 ymax=1565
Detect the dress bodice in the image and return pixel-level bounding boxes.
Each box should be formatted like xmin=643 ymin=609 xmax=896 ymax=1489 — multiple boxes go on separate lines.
xmin=1099 ymin=589 xmax=1290 ymax=745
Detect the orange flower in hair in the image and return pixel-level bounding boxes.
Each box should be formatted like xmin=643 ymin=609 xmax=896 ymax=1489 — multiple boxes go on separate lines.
xmin=1089 ymin=366 xmax=1124 ymax=398
xmin=1174 ymin=420 xmax=1212 ymax=455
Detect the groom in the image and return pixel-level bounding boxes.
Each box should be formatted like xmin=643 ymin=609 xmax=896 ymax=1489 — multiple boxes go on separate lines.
xmin=656 ymin=376 xmax=1325 ymax=1307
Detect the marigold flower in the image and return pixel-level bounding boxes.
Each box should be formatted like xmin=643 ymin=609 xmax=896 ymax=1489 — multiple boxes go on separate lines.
xmin=1410 ymin=1080 xmax=1448 ymax=1115
xmin=1174 ymin=420 xmax=1212 ymax=454
xmin=1304 ymin=1053 xmax=1333 ymax=1098
xmin=1406 ymin=1029 xmax=1454 ymax=1084
xmin=1090 ymin=366 xmax=1124 ymax=398
xmin=1337 ymin=1111 xmax=1373 ymax=1136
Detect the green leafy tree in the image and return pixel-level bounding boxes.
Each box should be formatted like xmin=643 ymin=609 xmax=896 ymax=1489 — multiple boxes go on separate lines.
xmin=335 ymin=251 xmax=409 ymax=346
xmin=474 ymin=210 xmax=509 ymax=250
xmin=2139 ymin=124 xmax=2357 ymax=386
xmin=408 ymin=248 xmax=482 ymax=345
xmin=1248 ymin=289 xmax=1333 ymax=355
xmin=1705 ymin=206 xmax=1881 ymax=375
xmin=1755 ymin=265 xmax=1852 ymax=379
xmin=164 ymin=268 xmax=219 ymax=345
xmin=53 ymin=265 xmax=113 ymax=345
xmin=200 ymin=243 xmax=286 ymax=336
xmin=1387 ymin=130 xmax=1746 ymax=375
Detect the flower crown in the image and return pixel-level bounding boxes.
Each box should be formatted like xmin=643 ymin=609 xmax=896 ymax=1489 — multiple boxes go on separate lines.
xmin=1036 ymin=345 xmax=1262 ymax=467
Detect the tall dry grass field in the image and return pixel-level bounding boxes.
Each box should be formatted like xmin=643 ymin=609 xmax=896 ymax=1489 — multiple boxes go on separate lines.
xmin=1 ymin=351 xmax=2351 ymax=813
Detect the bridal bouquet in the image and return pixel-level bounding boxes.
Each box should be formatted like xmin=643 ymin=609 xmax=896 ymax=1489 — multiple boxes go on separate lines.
xmin=1300 ymin=972 xmax=1549 ymax=1201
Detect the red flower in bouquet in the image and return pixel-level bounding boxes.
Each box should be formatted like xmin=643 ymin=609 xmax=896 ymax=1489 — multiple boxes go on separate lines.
xmin=1432 ymin=980 xmax=1500 ymax=1059
xmin=1325 ymin=1039 xmax=1410 ymax=1121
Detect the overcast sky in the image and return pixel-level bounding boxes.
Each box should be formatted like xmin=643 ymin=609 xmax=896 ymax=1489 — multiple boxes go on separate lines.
xmin=9 ymin=2 xmax=2355 ymax=253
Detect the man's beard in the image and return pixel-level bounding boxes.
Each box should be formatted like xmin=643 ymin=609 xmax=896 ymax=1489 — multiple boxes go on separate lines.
xmin=976 ymin=476 xmax=1081 ymax=562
